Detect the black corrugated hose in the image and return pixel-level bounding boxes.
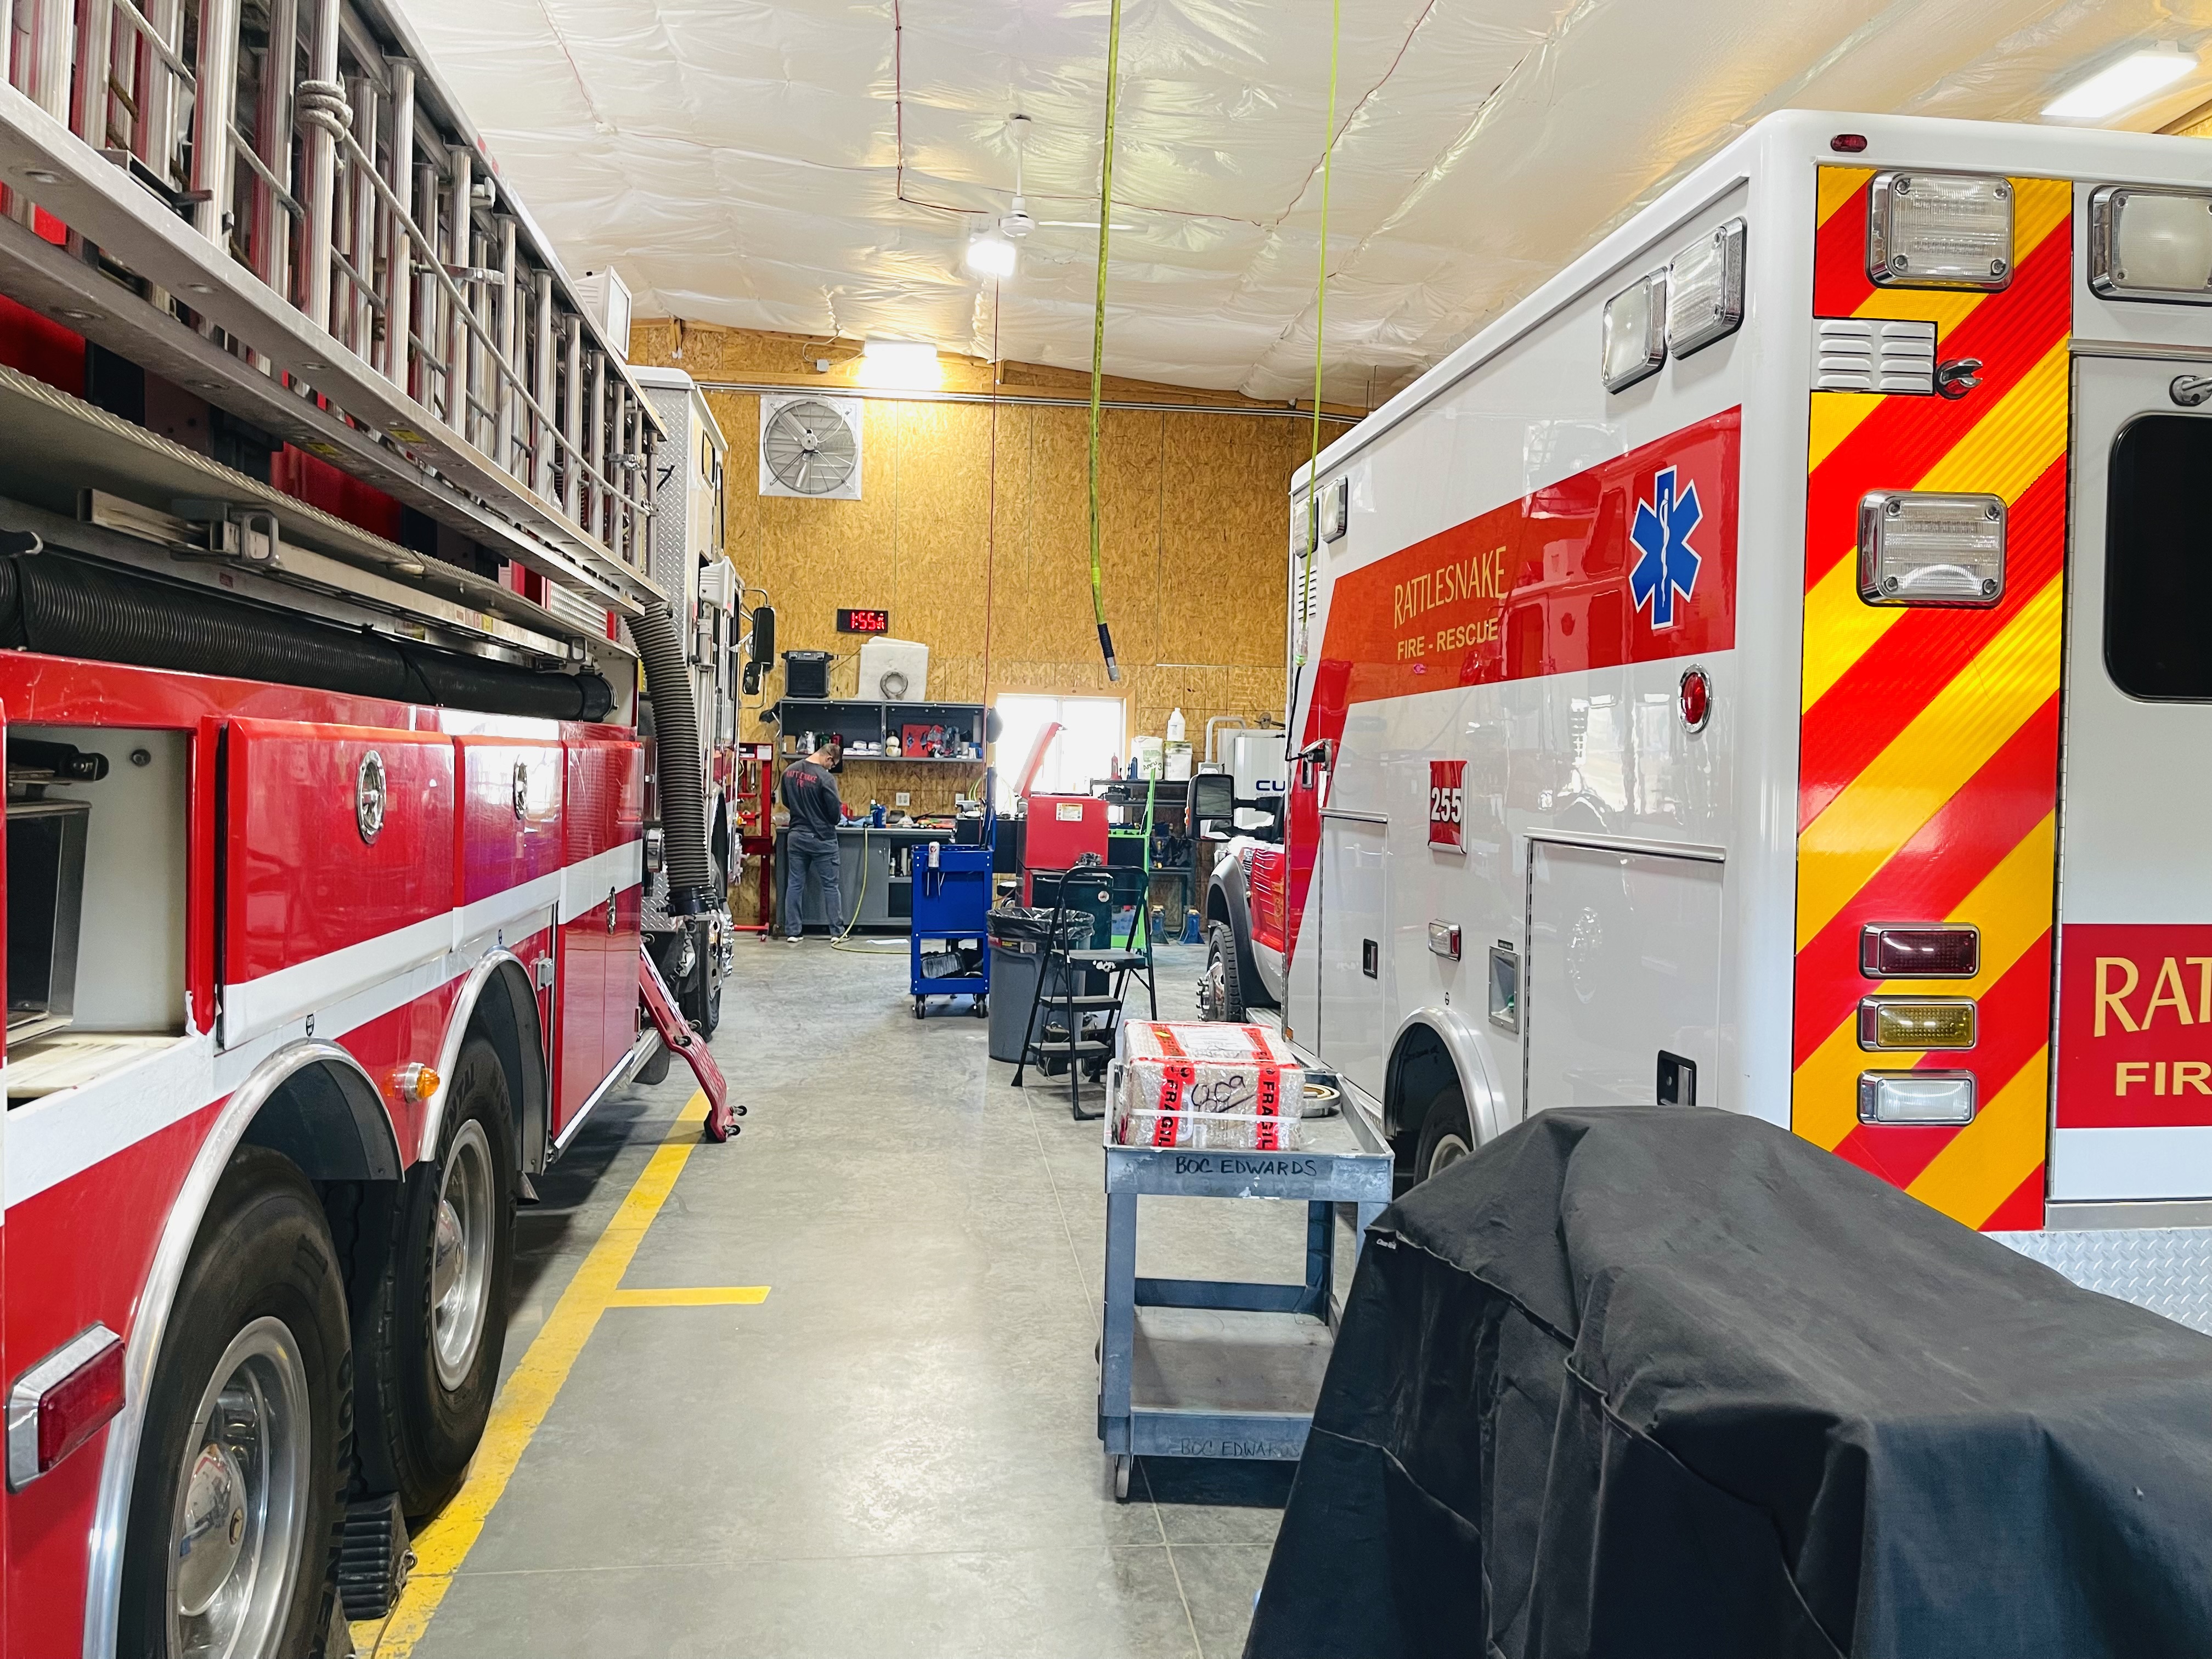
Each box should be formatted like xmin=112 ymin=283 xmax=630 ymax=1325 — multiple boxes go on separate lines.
xmin=0 ymin=546 xmax=613 ymax=722
xmin=626 ymin=601 xmax=713 ymax=913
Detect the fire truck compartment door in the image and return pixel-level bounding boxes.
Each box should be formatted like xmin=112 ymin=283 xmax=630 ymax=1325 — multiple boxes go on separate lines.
xmin=1525 ymin=840 xmax=1722 ymax=1114
xmin=1319 ymin=812 xmax=1390 ymax=1097
xmin=2052 ymin=356 xmax=2212 ymax=1201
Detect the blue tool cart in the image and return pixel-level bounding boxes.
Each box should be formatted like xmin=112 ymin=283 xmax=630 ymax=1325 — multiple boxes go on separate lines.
xmin=910 ymin=842 xmax=992 ymax=1018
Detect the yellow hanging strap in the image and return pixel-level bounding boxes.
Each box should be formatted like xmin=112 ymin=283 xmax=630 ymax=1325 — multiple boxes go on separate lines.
xmin=1087 ymin=0 xmax=1126 ymax=681
xmin=1296 ymin=0 xmax=1340 ymax=670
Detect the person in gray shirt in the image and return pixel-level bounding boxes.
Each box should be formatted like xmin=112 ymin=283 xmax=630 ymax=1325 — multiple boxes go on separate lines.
xmin=780 ymin=738 xmax=846 ymax=941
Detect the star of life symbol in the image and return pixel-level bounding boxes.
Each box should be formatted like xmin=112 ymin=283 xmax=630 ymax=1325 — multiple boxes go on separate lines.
xmin=1629 ymin=465 xmax=1702 ymax=630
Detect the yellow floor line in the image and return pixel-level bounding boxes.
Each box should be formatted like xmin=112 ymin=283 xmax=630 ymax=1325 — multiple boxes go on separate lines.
xmin=358 ymin=1090 xmax=715 ymax=1657
xmin=606 ymin=1285 xmax=771 ymax=1306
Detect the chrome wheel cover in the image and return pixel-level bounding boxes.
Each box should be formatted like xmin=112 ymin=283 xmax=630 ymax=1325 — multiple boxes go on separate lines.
xmin=1197 ymin=950 xmax=1228 ymax=1021
xmin=430 ymin=1118 xmax=496 ymax=1390
xmin=1426 ymin=1131 xmax=1474 ymax=1181
xmin=167 ymin=1318 xmax=311 ymax=1659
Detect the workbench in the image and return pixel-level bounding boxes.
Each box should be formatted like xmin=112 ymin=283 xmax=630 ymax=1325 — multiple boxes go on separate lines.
xmin=775 ymin=823 xmax=956 ymax=934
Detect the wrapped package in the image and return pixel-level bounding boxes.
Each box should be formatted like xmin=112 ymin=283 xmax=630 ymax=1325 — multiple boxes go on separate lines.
xmin=1110 ymin=1020 xmax=1302 ymax=1150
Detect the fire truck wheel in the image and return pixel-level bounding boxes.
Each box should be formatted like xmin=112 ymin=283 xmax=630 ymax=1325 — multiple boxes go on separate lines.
xmin=1199 ymin=923 xmax=1248 ymax=1022
xmin=363 ymin=1038 xmax=516 ymax=1517
xmin=120 ymin=1147 xmax=347 ymax=1659
xmin=1413 ymin=1086 xmax=1475 ymax=1184
xmin=636 ymin=1037 xmax=674 ymax=1086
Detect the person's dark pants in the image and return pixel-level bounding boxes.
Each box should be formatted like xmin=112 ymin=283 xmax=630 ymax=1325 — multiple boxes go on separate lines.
xmin=783 ymin=828 xmax=845 ymax=938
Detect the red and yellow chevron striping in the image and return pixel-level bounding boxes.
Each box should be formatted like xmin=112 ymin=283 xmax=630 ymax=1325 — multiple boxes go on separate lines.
xmin=1792 ymin=168 xmax=2071 ymax=1232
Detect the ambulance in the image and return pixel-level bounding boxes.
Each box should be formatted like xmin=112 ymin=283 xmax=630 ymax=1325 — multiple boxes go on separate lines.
xmin=1206 ymin=110 xmax=2212 ymax=1318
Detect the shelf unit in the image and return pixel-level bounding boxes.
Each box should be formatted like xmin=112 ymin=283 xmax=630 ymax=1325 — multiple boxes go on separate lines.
xmin=772 ymin=698 xmax=986 ymax=762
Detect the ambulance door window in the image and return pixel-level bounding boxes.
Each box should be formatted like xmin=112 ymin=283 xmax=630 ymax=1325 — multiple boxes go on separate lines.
xmin=2106 ymin=414 xmax=2212 ymax=700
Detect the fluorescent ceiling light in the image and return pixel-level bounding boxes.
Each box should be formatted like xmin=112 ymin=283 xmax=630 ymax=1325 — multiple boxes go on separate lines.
xmin=2044 ymin=44 xmax=2197 ymax=120
xmin=966 ymin=235 xmax=1018 ymax=278
xmin=859 ymin=338 xmax=941 ymax=390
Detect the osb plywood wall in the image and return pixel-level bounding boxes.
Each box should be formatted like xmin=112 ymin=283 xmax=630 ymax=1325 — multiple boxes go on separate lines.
xmin=631 ymin=321 xmax=1345 ymax=819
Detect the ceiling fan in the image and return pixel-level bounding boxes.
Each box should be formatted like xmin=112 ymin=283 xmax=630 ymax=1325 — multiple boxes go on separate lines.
xmin=998 ymin=114 xmax=1137 ymax=239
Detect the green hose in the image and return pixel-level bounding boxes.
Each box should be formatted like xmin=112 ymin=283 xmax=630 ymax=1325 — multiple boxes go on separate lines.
xmin=1295 ymin=0 xmax=1341 ymax=670
xmin=1087 ymin=0 xmax=1126 ymax=682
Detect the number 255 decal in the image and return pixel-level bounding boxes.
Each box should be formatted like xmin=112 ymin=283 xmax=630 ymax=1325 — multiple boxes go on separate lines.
xmin=1429 ymin=759 xmax=1466 ymax=853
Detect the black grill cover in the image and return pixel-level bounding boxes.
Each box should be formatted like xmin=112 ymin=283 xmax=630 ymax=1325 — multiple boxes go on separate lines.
xmin=1246 ymin=1108 xmax=2212 ymax=1659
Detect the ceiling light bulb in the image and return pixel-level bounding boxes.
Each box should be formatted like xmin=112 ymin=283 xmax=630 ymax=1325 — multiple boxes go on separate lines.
xmin=967 ymin=235 xmax=1017 ymax=278
xmin=2044 ymin=44 xmax=2198 ymax=120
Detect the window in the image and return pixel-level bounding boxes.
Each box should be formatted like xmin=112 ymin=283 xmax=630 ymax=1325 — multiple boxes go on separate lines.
xmin=2108 ymin=416 xmax=2212 ymax=699
xmin=993 ymin=695 xmax=1125 ymax=809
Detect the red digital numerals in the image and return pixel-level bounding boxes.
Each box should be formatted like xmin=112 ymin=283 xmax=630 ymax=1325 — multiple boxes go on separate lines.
xmin=1429 ymin=759 xmax=1466 ymax=851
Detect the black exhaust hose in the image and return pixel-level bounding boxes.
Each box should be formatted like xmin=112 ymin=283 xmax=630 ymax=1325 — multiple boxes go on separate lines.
xmin=627 ymin=601 xmax=712 ymax=912
xmin=0 ymin=549 xmax=613 ymax=722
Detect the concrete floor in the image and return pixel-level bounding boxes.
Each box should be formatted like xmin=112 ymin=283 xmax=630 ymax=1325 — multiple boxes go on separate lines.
xmin=392 ymin=935 xmax=1334 ymax=1658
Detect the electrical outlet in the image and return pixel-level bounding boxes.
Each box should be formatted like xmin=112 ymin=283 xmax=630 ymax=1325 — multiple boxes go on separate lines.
xmin=894 ymin=792 xmax=911 ymax=806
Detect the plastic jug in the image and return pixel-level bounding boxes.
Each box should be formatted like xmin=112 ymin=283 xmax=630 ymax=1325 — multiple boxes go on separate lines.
xmin=1166 ymin=707 xmax=1186 ymax=743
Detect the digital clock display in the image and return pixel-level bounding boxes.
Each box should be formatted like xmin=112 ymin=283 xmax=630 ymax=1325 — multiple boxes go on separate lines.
xmin=837 ymin=607 xmax=891 ymax=634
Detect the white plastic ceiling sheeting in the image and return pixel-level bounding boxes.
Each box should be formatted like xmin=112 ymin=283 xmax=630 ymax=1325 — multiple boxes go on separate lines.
xmin=393 ymin=1 xmax=2212 ymax=404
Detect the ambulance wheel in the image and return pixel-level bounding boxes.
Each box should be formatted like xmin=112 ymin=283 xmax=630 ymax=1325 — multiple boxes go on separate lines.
xmin=1414 ymin=1085 xmax=1474 ymax=1184
xmin=1199 ymin=923 xmax=1248 ymax=1022
xmin=635 ymin=1037 xmax=673 ymax=1086
xmin=357 ymin=1039 xmax=516 ymax=1518
xmin=120 ymin=1147 xmax=346 ymax=1659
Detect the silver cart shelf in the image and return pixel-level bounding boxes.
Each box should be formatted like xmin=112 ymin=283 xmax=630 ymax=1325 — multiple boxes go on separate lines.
xmin=1096 ymin=1077 xmax=1395 ymax=1498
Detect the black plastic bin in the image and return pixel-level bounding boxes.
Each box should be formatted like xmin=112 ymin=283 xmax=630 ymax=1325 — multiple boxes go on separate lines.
xmin=987 ymin=907 xmax=1093 ymax=1064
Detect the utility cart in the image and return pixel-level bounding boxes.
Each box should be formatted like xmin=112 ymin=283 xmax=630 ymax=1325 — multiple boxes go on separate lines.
xmin=1097 ymin=1071 xmax=1393 ymax=1498
xmin=910 ymin=842 xmax=992 ymax=1018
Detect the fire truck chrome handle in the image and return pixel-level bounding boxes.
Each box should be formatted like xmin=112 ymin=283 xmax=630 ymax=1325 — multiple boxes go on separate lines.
xmin=1936 ymin=358 xmax=1983 ymax=400
xmin=2172 ymin=374 xmax=2212 ymax=409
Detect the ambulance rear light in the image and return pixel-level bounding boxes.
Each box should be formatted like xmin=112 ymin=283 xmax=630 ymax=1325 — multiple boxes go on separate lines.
xmin=1858 ymin=997 xmax=1977 ymax=1051
xmin=1665 ymin=218 xmax=1746 ymax=359
xmin=1867 ymin=172 xmax=2013 ymax=289
xmin=2087 ymin=187 xmax=2212 ymax=303
xmin=1858 ymin=1071 xmax=1976 ymax=1127
xmin=1601 ymin=270 xmax=1667 ymax=392
xmin=1857 ymin=491 xmax=2006 ymax=606
xmin=1860 ymin=923 xmax=1979 ymax=979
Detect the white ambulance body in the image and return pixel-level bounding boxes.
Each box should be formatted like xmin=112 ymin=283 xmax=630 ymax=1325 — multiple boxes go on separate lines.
xmin=1269 ymin=109 xmax=2212 ymax=1316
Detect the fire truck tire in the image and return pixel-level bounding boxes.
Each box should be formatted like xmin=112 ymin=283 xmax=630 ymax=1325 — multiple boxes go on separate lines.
xmin=359 ymin=1039 xmax=515 ymax=1518
xmin=1199 ymin=923 xmax=1249 ymax=1023
xmin=636 ymin=1037 xmax=674 ymax=1085
xmin=120 ymin=1147 xmax=348 ymax=1659
xmin=1413 ymin=1086 xmax=1475 ymax=1184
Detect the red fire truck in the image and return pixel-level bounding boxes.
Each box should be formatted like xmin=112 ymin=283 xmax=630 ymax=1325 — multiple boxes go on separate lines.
xmin=0 ymin=2 xmax=726 ymax=1654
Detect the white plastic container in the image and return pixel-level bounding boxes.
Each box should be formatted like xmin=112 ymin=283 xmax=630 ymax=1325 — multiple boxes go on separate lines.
xmin=1165 ymin=741 xmax=1193 ymax=782
xmin=857 ymin=636 xmax=930 ymax=701
xmin=1166 ymin=707 xmax=1187 ymax=742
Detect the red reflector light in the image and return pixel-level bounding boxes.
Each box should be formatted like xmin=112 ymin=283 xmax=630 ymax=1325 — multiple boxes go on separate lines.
xmin=8 ymin=1325 xmax=125 ymax=1489
xmin=1831 ymin=133 xmax=1869 ymax=153
xmin=37 ymin=1339 xmax=125 ymax=1474
xmin=1678 ymin=665 xmax=1712 ymax=732
xmin=1860 ymin=924 xmax=1980 ymax=980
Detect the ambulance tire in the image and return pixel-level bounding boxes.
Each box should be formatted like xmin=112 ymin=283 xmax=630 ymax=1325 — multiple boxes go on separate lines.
xmin=1413 ymin=1086 xmax=1475 ymax=1184
xmin=1200 ymin=922 xmax=1249 ymax=1023
xmin=357 ymin=1039 xmax=516 ymax=1519
xmin=120 ymin=1147 xmax=348 ymax=1659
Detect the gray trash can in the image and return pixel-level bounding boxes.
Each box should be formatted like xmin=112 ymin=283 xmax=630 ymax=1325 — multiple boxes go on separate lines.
xmin=988 ymin=910 xmax=1093 ymax=1064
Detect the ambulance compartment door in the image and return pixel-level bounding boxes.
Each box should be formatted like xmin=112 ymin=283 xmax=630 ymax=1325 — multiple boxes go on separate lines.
xmin=1318 ymin=810 xmax=1390 ymax=1097
xmin=1524 ymin=839 xmax=1722 ymax=1113
xmin=2052 ymin=356 xmax=2212 ymax=1202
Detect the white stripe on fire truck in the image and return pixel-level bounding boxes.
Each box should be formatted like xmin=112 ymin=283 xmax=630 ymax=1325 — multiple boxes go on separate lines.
xmin=220 ymin=840 xmax=641 ymax=1048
